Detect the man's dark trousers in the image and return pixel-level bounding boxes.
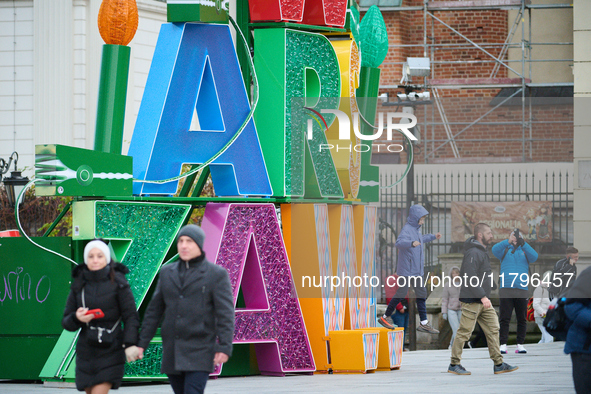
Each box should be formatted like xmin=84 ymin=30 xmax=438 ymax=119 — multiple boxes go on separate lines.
xmin=168 ymin=371 xmax=210 ymax=394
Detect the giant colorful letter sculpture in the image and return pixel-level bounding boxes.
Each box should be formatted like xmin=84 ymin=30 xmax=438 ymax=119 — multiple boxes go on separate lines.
xmin=283 ymin=203 xmax=378 ymax=371
xmin=302 ymin=0 xmax=348 ymax=27
xmin=71 ymin=201 xmax=191 ymax=303
xmin=201 ymin=203 xmax=315 ymax=376
xmin=248 ymin=0 xmax=348 ymax=26
xmin=248 ymin=0 xmax=305 ymax=22
xmin=128 ymin=23 xmax=272 ymax=197
xmin=325 ymin=39 xmax=361 ymax=199
xmin=254 ymin=28 xmax=343 ymax=198
xmin=18 ymin=1 xmax=397 ymax=383
xmin=39 ymin=201 xmax=191 ymax=380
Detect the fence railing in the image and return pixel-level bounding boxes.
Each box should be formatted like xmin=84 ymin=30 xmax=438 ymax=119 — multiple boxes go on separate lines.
xmin=376 ymin=168 xmax=574 ymax=303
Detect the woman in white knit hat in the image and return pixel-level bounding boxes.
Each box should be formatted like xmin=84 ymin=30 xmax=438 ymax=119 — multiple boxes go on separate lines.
xmin=62 ymin=239 xmax=140 ymax=393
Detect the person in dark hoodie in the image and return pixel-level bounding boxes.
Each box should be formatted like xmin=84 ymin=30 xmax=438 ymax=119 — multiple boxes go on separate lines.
xmin=379 ymin=204 xmax=441 ymax=334
xmin=448 ymin=223 xmax=518 ymax=376
xmin=62 ymin=239 xmax=140 ymax=393
xmin=563 ymin=265 xmax=591 ymax=394
xmin=133 ymin=225 xmax=235 ymax=394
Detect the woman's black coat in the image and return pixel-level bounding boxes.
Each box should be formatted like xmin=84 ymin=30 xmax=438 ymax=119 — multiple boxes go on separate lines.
xmin=62 ymin=263 xmax=139 ymax=389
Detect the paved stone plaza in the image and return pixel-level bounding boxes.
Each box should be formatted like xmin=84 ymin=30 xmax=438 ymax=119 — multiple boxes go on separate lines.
xmin=0 ymin=341 xmax=575 ymax=393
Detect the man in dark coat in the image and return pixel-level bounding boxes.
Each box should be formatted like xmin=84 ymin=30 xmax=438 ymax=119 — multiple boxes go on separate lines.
xmin=136 ymin=225 xmax=235 ymax=394
xmin=448 ymin=223 xmax=518 ymax=376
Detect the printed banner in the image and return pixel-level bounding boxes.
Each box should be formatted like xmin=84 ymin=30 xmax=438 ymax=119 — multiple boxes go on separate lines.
xmin=451 ymin=201 xmax=552 ymax=243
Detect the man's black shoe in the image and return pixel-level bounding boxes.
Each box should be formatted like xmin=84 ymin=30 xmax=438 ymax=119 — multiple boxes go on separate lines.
xmin=494 ymin=362 xmax=518 ymax=374
xmin=448 ymin=364 xmax=471 ymax=375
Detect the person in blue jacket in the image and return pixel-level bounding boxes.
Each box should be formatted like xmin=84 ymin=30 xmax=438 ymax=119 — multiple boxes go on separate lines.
xmin=379 ymin=204 xmax=441 ymax=334
xmin=563 ymin=265 xmax=591 ymax=394
xmin=492 ymin=229 xmax=538 ymax=355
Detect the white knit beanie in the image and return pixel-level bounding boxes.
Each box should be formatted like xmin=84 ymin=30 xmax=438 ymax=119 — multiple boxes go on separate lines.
xmin=83 ymin=240 xmax=111 ymax=265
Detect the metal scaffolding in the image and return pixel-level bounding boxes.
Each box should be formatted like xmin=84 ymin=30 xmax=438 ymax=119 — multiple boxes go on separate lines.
xmin=363 ymin=0 xmax=574 ymax=162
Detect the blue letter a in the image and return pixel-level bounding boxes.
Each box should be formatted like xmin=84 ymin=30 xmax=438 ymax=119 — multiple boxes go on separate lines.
xmin=128 ymin=23 xmax=272 ymax=196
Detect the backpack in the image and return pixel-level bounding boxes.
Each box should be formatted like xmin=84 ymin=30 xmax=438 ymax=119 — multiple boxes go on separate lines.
xmin=548 ymin=260 xmax=564 ymax=298
xmin=526 ymin=297 xmax=535 ymax=322
xmin=548 ymin=258 xmax=576 ymax=299
xmin=543 ymin=297 xmax=572 ymax=341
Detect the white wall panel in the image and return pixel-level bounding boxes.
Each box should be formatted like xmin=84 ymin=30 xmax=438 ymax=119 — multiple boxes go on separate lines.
xmin=568 ymin=0 xmax=589 ymax=269
xmin=33 ymin=0 xmax=73 ymax=168
xmin=84 ymin=0 xmax=103 ymax=151
xmin=0 ymin=0 xmax=174 ymax=171
xmin=0 ymin=0 xmax=34 ymax=174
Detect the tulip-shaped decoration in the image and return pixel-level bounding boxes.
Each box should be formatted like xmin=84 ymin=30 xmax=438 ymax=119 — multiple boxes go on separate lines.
xmin=98 ymin=0 xmax=138 ymax=46
xmin=354 ymin=5 xmax=387 ymax=202
xmin=358 ymin=6 xmax=388 ymax=68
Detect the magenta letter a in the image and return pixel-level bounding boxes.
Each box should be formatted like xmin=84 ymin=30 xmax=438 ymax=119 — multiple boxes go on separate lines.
xmin=201 ymin=203 xmax=315 ymax=376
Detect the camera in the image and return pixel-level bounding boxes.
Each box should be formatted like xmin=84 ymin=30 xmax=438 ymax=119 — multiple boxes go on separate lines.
xmin=511 ymin=228 xmax=525 ymax=252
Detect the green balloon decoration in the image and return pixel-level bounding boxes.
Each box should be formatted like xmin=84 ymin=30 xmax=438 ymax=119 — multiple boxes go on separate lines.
xmin=359 ymin=5 xmax=389 ymax=68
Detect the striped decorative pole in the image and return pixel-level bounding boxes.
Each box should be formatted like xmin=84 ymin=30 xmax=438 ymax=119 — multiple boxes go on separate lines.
xmin=94 ymin=0 xmax=138 ymax=155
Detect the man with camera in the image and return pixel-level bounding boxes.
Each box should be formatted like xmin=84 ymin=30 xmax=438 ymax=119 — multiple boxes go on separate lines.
xmin=492 ymin=229 xmax=538 ymax=355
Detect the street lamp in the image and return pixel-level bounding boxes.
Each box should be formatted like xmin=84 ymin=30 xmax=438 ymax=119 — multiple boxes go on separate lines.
xmin=0 ymin=152 xmax=30 ymax=207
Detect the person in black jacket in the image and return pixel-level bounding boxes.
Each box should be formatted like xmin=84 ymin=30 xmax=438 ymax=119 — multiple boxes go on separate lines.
xmin=62 ymin=239 xmax=140 ymax=393
xmin=448 ymin=223 xmax=518 ymax=376
xmin=549 ymin=246 xmax=579 ymax=299
xmin=134 ymin=225 xmax=235 ymax=394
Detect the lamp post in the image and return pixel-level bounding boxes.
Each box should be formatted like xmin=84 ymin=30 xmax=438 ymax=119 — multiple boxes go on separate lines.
xmin=382 ymin=90 xmax=431 ymax=351
xmin=1 ymin=152 xmax=30 ymax=207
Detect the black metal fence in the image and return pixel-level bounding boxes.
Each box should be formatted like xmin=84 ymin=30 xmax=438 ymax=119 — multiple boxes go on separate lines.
xmin=376 ymin=168 xmax=574 ymax=303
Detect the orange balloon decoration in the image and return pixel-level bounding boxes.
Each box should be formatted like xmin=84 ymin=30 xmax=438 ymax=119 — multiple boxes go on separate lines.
xmin=98 ymin=0 xmax=138 ymax=46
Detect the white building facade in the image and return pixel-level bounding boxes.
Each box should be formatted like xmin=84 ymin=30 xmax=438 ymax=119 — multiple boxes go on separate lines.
xmin=0 ymin=0 xmax=168 ymax=175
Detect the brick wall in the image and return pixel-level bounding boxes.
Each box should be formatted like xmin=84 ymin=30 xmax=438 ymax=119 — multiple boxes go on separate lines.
xmin=371 ymin=99 xmax=573 ymax=163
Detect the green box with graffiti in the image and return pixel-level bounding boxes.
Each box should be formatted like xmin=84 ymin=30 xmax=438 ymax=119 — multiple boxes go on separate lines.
xmin=0 ymin=237 xmax=72 ymax=379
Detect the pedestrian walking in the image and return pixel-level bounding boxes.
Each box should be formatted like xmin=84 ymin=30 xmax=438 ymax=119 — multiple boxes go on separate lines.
xmin=563 ymin=265 xmax=591 ymax=394
xmin=133 ymin=225 xmax=235 ymax=394
xmin=62 ymin=239 xmax=140 ymax=393
xmin=385 ymin=274 xmax=409 ymax=350
xmin=378 ymin=204 xmax=441 ymax=334
xmin=549 ymin=247 xmax=579 ymax=299
xmin=448 ymin=223 xmax=518 ymax=375
xmin=533 ymin=270 xmax=553 ymax=343
xmin=442 ymin=266 xmax=462 ymax=349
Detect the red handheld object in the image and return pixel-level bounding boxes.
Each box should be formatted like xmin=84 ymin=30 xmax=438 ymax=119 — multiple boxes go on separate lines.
xmin=85 ymin=309 xmax=105 ymax=319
